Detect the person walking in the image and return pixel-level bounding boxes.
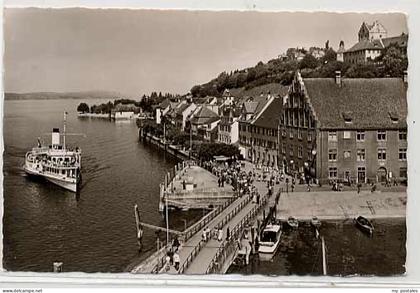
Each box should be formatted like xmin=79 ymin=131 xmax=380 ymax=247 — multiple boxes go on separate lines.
xmin=371 ymin=183 xmax=376 ymax=193
xmin=172 ymin=237 xmax=180 ymax=252
xmin=218 ymin=228 xmax=223 ymax=242
xmin=167 ymin=248 xmax=174 ymax=266
xmin=357 ymin=182 xmax=362 ymax=194
xmin=202 ymin=228 xmax=207 ymax=242
xmin=165 ymin=255 xmax=171 ymax=272
xmin=173 ymin=251 xmax=180 ymax=271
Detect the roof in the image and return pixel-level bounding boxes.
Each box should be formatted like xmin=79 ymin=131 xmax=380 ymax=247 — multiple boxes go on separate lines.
xmin=382 ymin=34 xmax=408 ymax=48
xmin=253 ymin=97 xmax=283 ymax=129
xmin=302 ymin=77 xmax=407 ymax=130
xmin=346 ymin=39 xmax=384 ymax=53
xmin=174 ymin=103 xmax=192 ymax=115
xmin=189 ymin=106 xmax=220 ymax=125
xmin=169 ymin=101 xmax=180 ymax=109
xmin=159 ymin=98 xmax=171 ymax=109
xmin=243 ymin=101 xmax=259 ymax=114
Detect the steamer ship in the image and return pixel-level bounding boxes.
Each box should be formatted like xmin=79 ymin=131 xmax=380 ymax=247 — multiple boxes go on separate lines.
xmin=23 ymin=112 xmax=82 ymax=192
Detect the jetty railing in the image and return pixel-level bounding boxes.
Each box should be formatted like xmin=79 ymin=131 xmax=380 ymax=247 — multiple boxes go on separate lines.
xmin=178 ymin=193 xmax=253 ymax=274
xmin=205 ymin=188 xmax=282 ymax=274
xmin=182 ymin=195 xmax=236 ymax=242
xmin=152 ymin=196 xmax=236 ymax=274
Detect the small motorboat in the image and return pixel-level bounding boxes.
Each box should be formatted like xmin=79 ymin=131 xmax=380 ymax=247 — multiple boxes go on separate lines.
xmin=354 ymin=216 xmax=374 ymax=236
xmin=258 ymin=223 xmax=282 ymax=261
xmin=310 ymin=216 xmax=322 ymax=228
xmin=286 ymin=216 xmax=299 ymax=229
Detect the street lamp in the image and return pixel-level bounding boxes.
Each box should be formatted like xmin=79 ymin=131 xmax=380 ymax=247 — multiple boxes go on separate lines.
xmin=310 ymin=149 xmax=317 ymax=179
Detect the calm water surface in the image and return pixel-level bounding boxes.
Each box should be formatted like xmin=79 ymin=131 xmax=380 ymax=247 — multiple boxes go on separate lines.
xmin=3 ymin=99 xmax=204 ymax=273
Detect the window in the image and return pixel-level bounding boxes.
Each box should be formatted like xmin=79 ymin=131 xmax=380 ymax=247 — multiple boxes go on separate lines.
xmin=328 ymin=131 xmax=337 ymax=142
xmin=399 ymin=130 xmax=407 ymax=140
xmin=400 ymin=167 xmax=407 ymax=178
xmin=298 ymin=146 xmax=303 ymax=158
xmin=282 ymin=129 xmax=286 ymax=137
xmin=358 ymin=167 xmax=366 ymax=183
xmin=356 ymin=131 xmax=365 ymax=141
xmin=377 ymin=130 xmax=386 ymax=141
xmin=399 ymin=148 xmax=407 ymax=161
xmin=344 ymin=150 xmax=351 ymax=159
xmin=297 ymin=129 xmax=302 ymax=140
xmin=282 ymin=143 xmax=286 ymax=154
xmin=289 ymin=146 xmax=294 ymax=157
xmin=289 ymin=129 xmax=294 ymax=139
xmin=307 ymin=149 xmax=313 ymax=161
xmin=307 ymin=132 xmax=312 ymax=142
xmin=328 ymin=149 xmax=337 ymax=161
xmin=329 ymin=167 xmax=338 ymax=179
xmin=343 ymin=131 xmax=351 ymax=139
xmin=378 ymin=148 xmax=387 ymax=161
xmin=357 ymin=149 xmax=366 ymax=161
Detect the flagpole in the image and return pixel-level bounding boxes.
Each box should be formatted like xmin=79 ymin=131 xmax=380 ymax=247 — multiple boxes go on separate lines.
xmin=63 ymin=111 xmax=67 ymax=149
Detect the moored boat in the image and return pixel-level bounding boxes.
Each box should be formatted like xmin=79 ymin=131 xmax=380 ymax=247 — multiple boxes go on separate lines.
xmin=310 ymin=216 xmax=322 ymax=228
xmin=258 ymin=223 xmax=282 ymax=260
xmin=23 ymin=112 xmax=82 ymax=192
xmin=286 ymin=216 xmax=299 ymax=229
xmin=354 ymin=216 xmax=374 ymax=236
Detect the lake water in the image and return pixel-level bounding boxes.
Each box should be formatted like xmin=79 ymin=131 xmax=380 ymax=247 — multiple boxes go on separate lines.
xmin=2 ymin=98 xmax=205 ymax=273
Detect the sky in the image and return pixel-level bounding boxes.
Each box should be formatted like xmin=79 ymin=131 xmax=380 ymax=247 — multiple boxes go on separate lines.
xmin=3 ymin=8 xmax=408 ymax=97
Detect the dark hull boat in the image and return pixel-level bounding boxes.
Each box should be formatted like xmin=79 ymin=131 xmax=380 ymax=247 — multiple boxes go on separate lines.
xmin=354 ymin=216 xmax=374 ymax=236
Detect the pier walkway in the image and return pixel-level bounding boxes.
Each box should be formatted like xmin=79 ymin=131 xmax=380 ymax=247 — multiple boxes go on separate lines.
xmin=173 ymin=162 xmax=281 ymax=274
xmin=131 ymin=161 xmax=283 ymax=275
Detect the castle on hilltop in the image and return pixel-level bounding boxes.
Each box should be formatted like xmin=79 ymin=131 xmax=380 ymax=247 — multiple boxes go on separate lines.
xmin=341 ymin=20 xmax=408 ymax=64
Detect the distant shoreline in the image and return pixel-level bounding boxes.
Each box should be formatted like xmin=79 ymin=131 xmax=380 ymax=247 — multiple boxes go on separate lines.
xmin=4 ymin=91 xmax=132 ymax=101
xmin=4 ymin=96 xmax=115 ymax=101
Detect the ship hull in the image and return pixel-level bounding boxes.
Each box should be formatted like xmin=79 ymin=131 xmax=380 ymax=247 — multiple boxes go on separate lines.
xmin=24 ymin=166 xmax=79 ymax=193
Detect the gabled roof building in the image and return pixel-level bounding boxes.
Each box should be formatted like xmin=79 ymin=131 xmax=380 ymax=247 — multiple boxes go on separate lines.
xmin=280 ymin=71 xmax=407 ymax=185
xmin=344 ymin=21 xmax=408 ymax=64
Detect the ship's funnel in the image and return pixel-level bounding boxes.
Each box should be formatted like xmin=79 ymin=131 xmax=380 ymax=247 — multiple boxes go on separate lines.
xmin=52 ymin=128 xmax=60 ymax=146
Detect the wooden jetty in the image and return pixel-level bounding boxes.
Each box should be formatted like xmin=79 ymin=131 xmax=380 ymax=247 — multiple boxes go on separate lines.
xmin=130 ymin=161 xmax=284 ymax=274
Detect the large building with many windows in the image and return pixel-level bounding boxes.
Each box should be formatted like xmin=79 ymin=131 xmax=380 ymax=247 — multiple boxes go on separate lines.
xmin=282 ymin=71 xmax=407 ymax=185
xmin=344 ymin=21 xmax=408 ymax=64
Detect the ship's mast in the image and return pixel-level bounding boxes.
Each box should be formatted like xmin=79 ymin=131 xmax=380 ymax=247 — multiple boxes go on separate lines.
xmin=63 ymin=111 xmax=67 ymax=150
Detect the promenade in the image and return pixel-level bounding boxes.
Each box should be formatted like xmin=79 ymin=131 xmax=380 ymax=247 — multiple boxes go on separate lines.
xmin=277 ymin=189 xmax=406 ymax=220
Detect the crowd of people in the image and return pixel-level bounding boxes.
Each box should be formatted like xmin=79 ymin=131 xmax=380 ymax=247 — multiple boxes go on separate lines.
xmin=165 ymin=236 xmax=181 ymax=271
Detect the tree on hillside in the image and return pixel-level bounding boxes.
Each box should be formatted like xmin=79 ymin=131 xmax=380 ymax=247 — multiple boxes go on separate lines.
xmin=191 ymin=85 xmax=201 ymax=97
xmin=299 ymin=54 xmax=319 ymax=70
xmin=77 ymin=102 xmax=89 ymax=113
xmin=320 ymin=48 xmax=337 ymax=64
xmin=376 ymin=44 xmax=408 ymax=77
xmin=345 ymin=63 xmax=379 ymax=78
